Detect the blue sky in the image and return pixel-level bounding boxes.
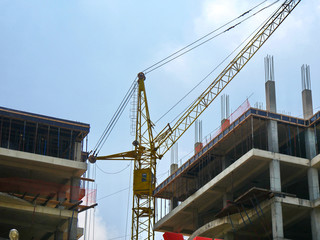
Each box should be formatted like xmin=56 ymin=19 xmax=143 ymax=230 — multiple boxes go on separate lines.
xmin=1 ymin=0 xmax=320 ymax=239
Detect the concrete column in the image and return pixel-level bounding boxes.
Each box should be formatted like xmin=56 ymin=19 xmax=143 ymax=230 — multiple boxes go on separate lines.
xmin=221 ymin=156 xmax=232 ymax=170
xmin=193 ymin=208 xmax=200 ymax=229
xmin=57 ymin=191 xmax=66 ymax=210
xmin=268 ymin=141 xmax=283 ymax=239
xmin=170 ymin=163 xmax=178 ymax=211
xmin=265 ymin=80 xmax=277 ymax=113
xmin=222 ymin=157 xmax=233 ymax=207
xmin=68 ymin=213 xmax=78 ymax=240
xmin=267 ymin=120 xmax=281 ymax=192
xmin=270 ymin=159 xmax=281 ymax=192
xmin=73 ymin=141 xmax=82 ymax=161
xmin=271 ymin=200 xmax=284 ymax=238
xmin=308 ymin=167 xmax=319 ymax=201
xmin=267 ymin=120 xmax=281 ymax=193
xmin=68 ymin=178 xmax=80 ymax=240
xmin=54 ymin=230 xmax=63 ymax=240
xmin=170 ymin=163 xmax=178 ymax=175
xmin=265 ymin=70 xmax=284 ymax=239
xmin=301 ymin=72 xmax=320 ymax=240
xmin=194 ymin=119 xmax=203 ymax=154
xmin=70 ymin=177 xmax=80 ymax=203
xmin=223 ymin=232 xmax=235 ymax=240
xmin=302 ymin=89 xmax=313 ymax=119
xmin=222 ymin=192 xmax=233 ymax=208
xmin=267 ymin=120 xmax=279 ymax=153
xmin=311 ymin=208 xmax=320 ymax=240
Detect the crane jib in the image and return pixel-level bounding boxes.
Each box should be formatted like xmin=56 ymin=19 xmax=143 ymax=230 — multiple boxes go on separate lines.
xmin=135 ymin=0 xmax=301 ymax=239
xmin=154 ymin=0 xmax=301 ymax=159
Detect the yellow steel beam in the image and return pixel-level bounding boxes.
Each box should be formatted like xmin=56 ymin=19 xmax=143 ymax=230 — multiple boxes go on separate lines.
xmin=89 ymin=150 xmax=137 ymax=163
xmin=93 ymin=1 xmax=301 ymax=239
xmin=154 ymin=0 xmax=301 ymax=159
xmin=131 ymin=72 xmax=156 ymax=240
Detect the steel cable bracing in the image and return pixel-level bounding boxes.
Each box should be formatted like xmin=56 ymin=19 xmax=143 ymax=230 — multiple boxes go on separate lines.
xmin=144 ymin=0 xmax=279 ymax=75
xmin=92 ymin=78 xmax=138 ymax=156
xmin=96 ymin=162 xmax=131 ymax=174
xmin=92 ymin=0 xmax=277 ymax=156
xmin=95 ymin=80 xmax=137 ymax=153
xmin=143 ymin=0 xmax=269 ymax=74
xmin=154 ymin=0 xmax=280 ymax=125
xmin=97 ymin=186 xmax=130 ymax=201
xmin=169 ymin=22 xmax=264 ymax=125
xmin=155 ymin=0 xmax=279 ymax=185
xmin=154 ymin=0 xmax=300 ymax=158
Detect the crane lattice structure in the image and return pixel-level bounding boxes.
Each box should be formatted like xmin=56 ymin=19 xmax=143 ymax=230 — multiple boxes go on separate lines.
xmin=90 ymin=0 xmax=301 ymax=239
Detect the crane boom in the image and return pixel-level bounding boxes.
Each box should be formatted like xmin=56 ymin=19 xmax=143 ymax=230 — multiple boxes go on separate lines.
xmin=154 ymin=0 xmax=301 ymax=159
xmin=91 ymin=1 xmax=301 ymax=239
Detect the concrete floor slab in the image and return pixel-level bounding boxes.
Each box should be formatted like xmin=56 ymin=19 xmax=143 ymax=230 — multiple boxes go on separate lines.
xmin=0 ymin=147 xmax=87 ymax=177
xmin=188 ymin=196 xmax=311 ymax=240
xmin=155 ymin=149 xmax=310 ymax=235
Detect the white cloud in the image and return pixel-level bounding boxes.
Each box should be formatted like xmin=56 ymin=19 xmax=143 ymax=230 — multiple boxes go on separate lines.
xmin=78 ymin=209 xmax=120 ymax=240
xmin=194 ymin=0 xmax=250 ymax=36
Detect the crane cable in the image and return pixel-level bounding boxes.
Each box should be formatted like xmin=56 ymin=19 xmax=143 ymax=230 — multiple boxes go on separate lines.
xmin=92 ymin=0 xmax=277 ymax=156
xmin=143 ymin=0 xmax=270 ymax=75
xmin=155 ymin=0 xmax=280 ymax=125
xmin=92 ymin=79 xmax=137 ymax=156
xmin=97 ymin=186 xmax=130 ymax=201
xmin=96 ymin=162 xmax=131 ymax=174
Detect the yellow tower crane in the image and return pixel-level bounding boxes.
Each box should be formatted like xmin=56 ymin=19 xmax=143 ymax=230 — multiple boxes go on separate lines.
xmin=89 ymin=0 xmax=301 ymax=239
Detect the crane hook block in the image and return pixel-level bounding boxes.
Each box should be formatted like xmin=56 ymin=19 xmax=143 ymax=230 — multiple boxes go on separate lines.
xmin=88 ymin=155 xmax=97 ymax=164
xmin=137 ymin=72 xmax=146 ymax=81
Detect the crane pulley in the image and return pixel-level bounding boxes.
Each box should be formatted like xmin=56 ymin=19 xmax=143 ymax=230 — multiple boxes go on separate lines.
xmin=89 ymin=0 xmax=301 ymax=239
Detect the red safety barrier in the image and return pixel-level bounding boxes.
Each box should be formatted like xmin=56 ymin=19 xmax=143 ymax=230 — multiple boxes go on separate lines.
xmin=202 ymin=99 xmax=251 ymax=146
xmin=193 ymin=237 xmax=212 ymax=240
xmin=195 ymin=142 xmax=203 ymax=154
xmin=163 ymin=232 xmax=184 ymax=240
xmin=0 ymin=177 xmax=96 ymax=206
xmin=193 ymin=237 xmax=224 ymax=240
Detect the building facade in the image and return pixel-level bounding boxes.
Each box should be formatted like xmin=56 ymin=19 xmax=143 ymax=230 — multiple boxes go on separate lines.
xmin=154 ymin=59 xmax=320 ymax=240
xmin=0 ymin=107 xmax=92 ymax=240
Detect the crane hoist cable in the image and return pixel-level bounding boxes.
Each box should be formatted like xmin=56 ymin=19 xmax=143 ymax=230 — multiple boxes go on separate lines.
xmin=97 ymin=186 xmax=130 ymax=201
xmin=92 ymin=78 xmax=138 ymax=156
xmin=96 ymin=162 xmax=131 ymax=175
xmin=144 ymin=0 xmax=280 ymax=74
xmin=92 ymin=0 xmax=278 ymax=157
xmin=155 ymin=0 xmax=280 ymax=125
xmin=143 ymin=0 xmax=269 ymax=74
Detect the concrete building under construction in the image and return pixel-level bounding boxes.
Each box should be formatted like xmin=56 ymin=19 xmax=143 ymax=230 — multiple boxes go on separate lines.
xmin=0 ymin=107 xmax=95 ymax=239
xmin=154 ymin=56 xmax=320 ymax=240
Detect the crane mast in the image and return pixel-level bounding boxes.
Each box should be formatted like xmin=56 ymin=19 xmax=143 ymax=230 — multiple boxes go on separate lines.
xmin=91 ymin=0 xmax=301 ymax=239
xmin=131 ymin=72 xmax=157 ymax=240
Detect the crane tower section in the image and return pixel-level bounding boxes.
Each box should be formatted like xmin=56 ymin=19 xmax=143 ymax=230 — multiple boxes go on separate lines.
xmin=92 ymin=1 xmax=301 ymax=239
xmin=131 ymin=1 xmax=301 ymax=239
